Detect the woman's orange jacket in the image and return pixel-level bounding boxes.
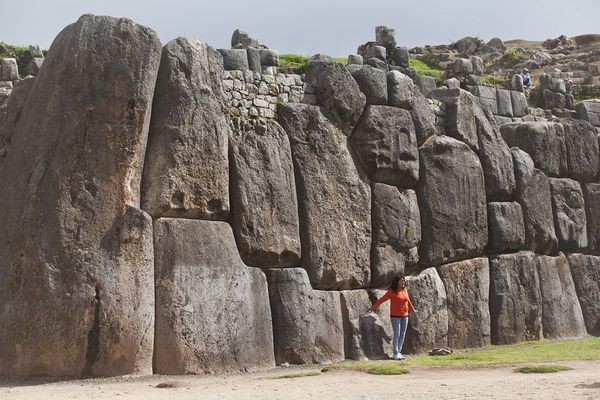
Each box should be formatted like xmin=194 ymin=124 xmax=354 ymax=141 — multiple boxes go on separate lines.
xmin=371 ymin=288 xmax=416 ymax=317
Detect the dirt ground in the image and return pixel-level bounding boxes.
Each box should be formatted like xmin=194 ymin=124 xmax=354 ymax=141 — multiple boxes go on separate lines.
xmin=1 ymin=360 xmax=599 ymax=400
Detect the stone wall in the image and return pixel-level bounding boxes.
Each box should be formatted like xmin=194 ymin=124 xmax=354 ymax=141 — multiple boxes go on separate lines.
xmin=0 ymin=16 xmax=598 ymax=378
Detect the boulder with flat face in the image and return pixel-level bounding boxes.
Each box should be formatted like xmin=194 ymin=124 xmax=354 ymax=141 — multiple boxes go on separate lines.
xmin=512 ymin=148 xmax=558 ymax=255
xmin=561 ymin=119 xmax=599 ymax=182
xmin=582 ymin=183 xmax=600 ymax=254
xmin=437 ymin=258 xmax=491 ymax=348
xmin=404 ymin=268 xmax=448 ymax=354
xmin=536 ymin=253 xmax=587 ymax=339
xmin=349 ymin=65 xmax=388 ymax=105
xmin=340 ymin=289 xmax=392 ymax=360
xmin=489 ymin=252 xmax=543 ymax=344
xmin=418 ymin=135 xmax=487 ymax=266
xmin=229 ymin=118 xmax=301 ymax=268
xmin=432 ymin=88 xmax=478 ymax=151
xmin=487 ymin=202 xmax=525 ymax=253
xmin=349 ymin=105 xmax=418 ymax=188
xmin=0 ymin=14 xmax=161 ymax=377
xmin=371 ymin=184 xmax=421 ymax=287
xmin=567 ymin=253 xmax=600 ymax=335
xmin=501 ymin=122 xmax=567 ymax=177
xmin=142 ymin=37 xmax=230 ymax=220
xmin=267 ymin=268 xmax=344 ymax=365
xmin=153 ymin=219 xmax=274 ymax=374
xmin=549 ymin=178 xmax=587 ymax=251
xmin=278 ymin=103 xmax=371 ymax=289
xmin=304 ymin=60 xmax=366 ymax=136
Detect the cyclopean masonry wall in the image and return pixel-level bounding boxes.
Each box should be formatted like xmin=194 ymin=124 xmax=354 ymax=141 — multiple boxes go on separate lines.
xmin=0 ymin=17 xmax=598 ymax=378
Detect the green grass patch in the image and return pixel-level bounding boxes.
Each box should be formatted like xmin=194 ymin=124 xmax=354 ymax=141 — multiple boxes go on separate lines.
xmin=266 ymin=371 xmax=321 ymax=379
xmin=514 ymin=365 xmax=573 ymax=374
xmin=409 ymin=59 xmax=445 ymax=86
xmin=332 ymin=56 xmax=348 ymax=65
xmin=0 ymin=41 xmax=32 ymax=78
xmin=481 ymin=74 xmax=505 ymax=88
xmin=328 ymin=337 xmax=600 ymax=374
xmin=326 ymin=360 xmax=409 ymax=375
xmin=279 ymin=54 xmax=309 ymax=74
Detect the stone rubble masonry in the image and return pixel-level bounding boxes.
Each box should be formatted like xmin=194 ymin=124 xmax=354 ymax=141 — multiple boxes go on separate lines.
xmin=267 ymin=268 xmax=344 ymax=365
xmin=437 ymin=258 xmax=491 ymax=349
xmin=153 ymin=219 xmax=275 ymax=374
xmin=142 ymin=38 xmax=231 ymax=221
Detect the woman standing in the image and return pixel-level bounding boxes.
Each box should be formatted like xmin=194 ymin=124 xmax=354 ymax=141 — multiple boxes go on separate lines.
xmin=367 ymin=275 xmax=416 ymax=360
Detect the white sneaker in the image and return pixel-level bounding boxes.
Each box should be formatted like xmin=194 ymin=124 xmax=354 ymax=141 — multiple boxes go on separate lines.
xmin=392 ymin=354 xmax=401 ymax=360
xmin=398 ymin=353 xmax=405 ymax=360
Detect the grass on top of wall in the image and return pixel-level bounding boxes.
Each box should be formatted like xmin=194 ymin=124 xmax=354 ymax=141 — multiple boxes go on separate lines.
xmin=328 ymin=337 xmax=600 ymax=373
xmin=409 ymin=59 xmax=445 ymax=86
xmin=279 ymin=54 xmax=347 ymax=74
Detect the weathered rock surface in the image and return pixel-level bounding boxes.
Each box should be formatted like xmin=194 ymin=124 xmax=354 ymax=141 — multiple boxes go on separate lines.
xmin=349 ymin=65 xmax=388 ymax=105
xmin=219 ymin=48 xmax=249 ymax=70
xmin=0 ymin=14 xmax=161 ymax=377
xmin=496 ymin=89 xmax=513 ymax=117
xmin=278 ymin=103 xmax=371 ymax=289
xmin=418 ymin=136 xmax=487 ymax=266
xmin=371 ymin=184 xmax=421 ymax=287
xmin=409 ymin=88 xmax=437 ymax=145
xmin=154 ymin=219 xmax=274 ymax=374
xmin=437 ymin=258 xmax=491 ymax=348
xmin=561 ymin=119 xmax=599 ymax=182
xmin=512 ymin=148 xmax=559 ymax=254
xmin=375 ymin=26 xmax=396 ymax=49
xmin=487 ymin=202 xmax=525 ymax=253
xmin=549 ymin=178 xmax=587 ymax=251
xmin=387 ymin=70 xmax=413 ymax=109
xmin=474 ymin=107 xmax=516 ymax=201
xmin=0 ymin=76 xmax=35 ymax=160
xmin=567 ymin=253 xmax=600 ymax=335
xmin=432 ymin=88 xmax=478 ymax=150
xmin=229 ymin=118 xmax=301 ymax=268
xmin=340 ymin=289 xmax=392 ymax=360
xmin=404 ymin=268 xmax=449 ymax=354
xmin=582 ymin=183 xmax=600 ymax=254
xmin=267 ymin=268 xmax=344 ymax=364
xmin=489 ymin=252 xmax=543 ymax=344
xmin=142 ymin=37 xmax=230 ymax=220
xmin=501 ymin=122 xmax=567 ymax=177
xmin=350 ymin=105 xmax=419 ymax=187
xmin=304 ymin=60 xmax=366 ymax=135
xmin=536 ymin=253 xmax=587 ymax=339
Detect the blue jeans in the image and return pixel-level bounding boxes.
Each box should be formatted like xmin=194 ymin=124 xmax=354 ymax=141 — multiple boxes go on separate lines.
xmin=391 ymin=316 xmax=409 ymax=355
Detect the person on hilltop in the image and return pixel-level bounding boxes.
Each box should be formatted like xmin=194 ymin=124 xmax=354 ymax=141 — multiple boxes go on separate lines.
xmin=367 ymin=275 xmax=416 ymax=360
xmin=522 ymin=68 xmax=532 ymax=87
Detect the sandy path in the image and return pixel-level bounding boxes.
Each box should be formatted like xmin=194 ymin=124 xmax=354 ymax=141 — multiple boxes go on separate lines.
xmin=1 ymin=360 xmax=599 ymax=400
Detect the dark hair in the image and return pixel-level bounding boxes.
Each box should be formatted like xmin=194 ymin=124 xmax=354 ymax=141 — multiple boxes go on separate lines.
xmin=390 ymin=275 xmax=406 ymax=292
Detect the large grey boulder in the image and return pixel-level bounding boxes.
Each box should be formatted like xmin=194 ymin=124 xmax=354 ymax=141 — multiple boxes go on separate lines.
xmin=366 ymin=45 xmax=386 ymax=61
xmin=259 ymin=49 xmax=279 ymax=67
xmin=0 ymin=58 xmax=18 ymax=80
xmin=404 ymin=268 xmax=448 ymax=354
xmin=418 ymin=136 xmax=487 ymax=266
xmin=511 ymin=91 xmax=528 ymax=117
xmin=0 ymin=15 xmax=162 ymax=377
xmin=267 ymin=268 xmax=344 ymax=364
xmin=231 ymin=29 xmax=262 ymax=49
xmin=278 ymin=103 xmax=371 ymax=289
xmin=142 ymin=38 xmax=230 ymax=220
xmin=154 ymin=219 xmax=274 ymax=374
xmin=0 ymin=76 xmax=35 ymax=160
xmin=375 ymin=26 xmax=397 ymax=49
xmin=390 ymin=47 xmax=409 ymax=68
xmin=583 ymin=183 xmax=600 ymax=254
xmin=349 ymin=65 xmax=388 ymax=105
xmin=340 ymin=289 xmax=392 ymax=360
xmin=501 ymin=122 xmax=567 ymax=177
xmin=474 ymin=106 xmax=516 ymax=201
xmin=413 ymin=74 xmax=437 ymax=98
xmin=549 ymin=178 xmax=587 ymax=251
xmin=536 ymin=253 xmax=587 ymax=339
xmin=567 ymin=254 xmax=600 ymax=335
xmin=24 ymin=57 xmax=44 ymax=76
xmin=487 ymin=202 xmax=525 ymax=253
xmin=561 ymin=119 xmax=599 ymax=181
xmin=387 ymin=70 xmax=413 ymax=109
xmin=512 ymin=148 xmax=559 ymax=254
xmin=304 ymin=60 xmax=366 ymax=135
xmin=469 ymin=85 xmax=498 ymax=114
xmin=431 ymin=88 xmax=478 ymax=151
xmin=409 ymin=88 xmax=437 ymax=145
xmin=229 ymin=118 xmax=301 ymax=268
xmin=496 ymin=89 xmax=513 ymax=117
xmin=371 ymin=184 xmax=421 ymax=287
xmin=349 ymin=105 xmax=418 ymax=187
xmin=489 ymin=252 xmax=543 ymax=344
xmin=219 ymin=48 xmax=249 ymax=70
xmin=576 ymin=100 xmax=600 ymax=127
xmin=437 ymin=258 xmax=491 ymax=349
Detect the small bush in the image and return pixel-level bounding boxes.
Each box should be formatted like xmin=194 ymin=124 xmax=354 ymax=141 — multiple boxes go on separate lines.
xmin=514 ymin=365 xmax=573 ymax=374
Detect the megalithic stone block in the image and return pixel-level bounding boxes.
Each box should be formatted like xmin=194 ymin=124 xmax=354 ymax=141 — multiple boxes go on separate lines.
xmin=567 ymin=253 xmax=600 ymax=335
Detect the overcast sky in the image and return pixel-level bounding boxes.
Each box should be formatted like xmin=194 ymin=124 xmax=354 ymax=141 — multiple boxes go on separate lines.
xmin=2 ymin=0 xmax=599 ymax=56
